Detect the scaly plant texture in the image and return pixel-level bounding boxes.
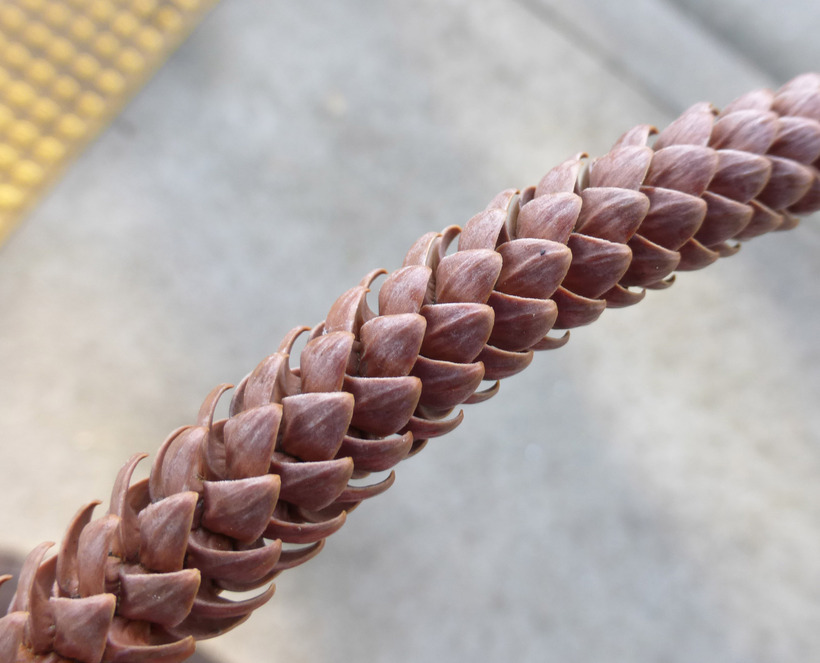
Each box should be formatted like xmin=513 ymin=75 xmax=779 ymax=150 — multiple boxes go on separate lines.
xmin=1 ymin=72 xmax=819 ymax=663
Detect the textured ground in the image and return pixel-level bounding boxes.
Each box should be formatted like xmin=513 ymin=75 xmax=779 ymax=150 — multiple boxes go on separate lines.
xmin=1 ymin=1 xmax=819 ymax=662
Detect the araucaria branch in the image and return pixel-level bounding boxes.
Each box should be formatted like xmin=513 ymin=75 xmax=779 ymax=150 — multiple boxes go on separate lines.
xmin=1 ymin=73 xmax=819 ymax=663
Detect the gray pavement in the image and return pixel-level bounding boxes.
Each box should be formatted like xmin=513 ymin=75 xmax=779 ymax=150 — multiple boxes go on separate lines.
xmin=1 ymin=1 xmax=819 ymax=662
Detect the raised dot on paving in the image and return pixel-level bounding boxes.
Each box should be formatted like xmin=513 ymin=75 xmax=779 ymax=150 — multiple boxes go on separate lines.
xmin=92 ymin=33 xmax=120 ymax=60
xmin=0 ymin=0 xmax=220 ymax=245
xmin=8 ymin=119 xmax=39 ymax=147
xmin=0 ymin=144 xmax=18 ymax=169
xmin=26 ymin=59 xmax=57 ymax=85
xmin=0 ymin=184 xmax=24 ymax=210
xmin=12 ymin=160 xmax=45 ymax=185
xmin=30 ymin=97 xmax=60 ymax=123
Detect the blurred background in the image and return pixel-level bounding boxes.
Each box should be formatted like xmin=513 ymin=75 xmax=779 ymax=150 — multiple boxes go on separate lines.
xmin=1 ymin=1 xmax=819 ymax=662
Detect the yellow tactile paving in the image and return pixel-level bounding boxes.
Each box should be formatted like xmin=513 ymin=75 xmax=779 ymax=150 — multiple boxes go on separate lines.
xmin=0 ymin=0 xmax=218 ymax=246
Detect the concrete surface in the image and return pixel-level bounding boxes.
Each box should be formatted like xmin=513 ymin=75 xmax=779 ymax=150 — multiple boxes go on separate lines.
xmin=1 ymin=1 xmax=819 ymax=662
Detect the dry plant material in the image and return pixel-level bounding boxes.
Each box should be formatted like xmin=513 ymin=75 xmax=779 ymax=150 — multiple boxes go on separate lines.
xmin=2 ymin=73 xmax=820 ymax=663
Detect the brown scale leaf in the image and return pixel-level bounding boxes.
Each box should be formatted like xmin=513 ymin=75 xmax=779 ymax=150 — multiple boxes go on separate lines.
xmin=735 ymin=200 xmax=785 ymax=240
xmin=400 ymin=410 xmax=464 ymax=440
xmin=199 ymin=476 xmax=280 ymax=543
xmin=434 ymin=249 xmax=503 ymax=304
xmin=271 ymin=454 xmax=354 ymax=512
xmin=230 ymin=353 xmax=289 ymax=413
xmin=561 ymin=234 xmax=633 ymax=299
xmin=57 ymin=502 xmax=100 ymax=597
xmin=410 ymin=355 xmax=486 ymax=412
xmin=50 ymin=594 xmax=116 ymax=663
xmin=76 ymin=516 xmax=120 ymax=598
xmin=458 ymin=208 xmax=509 ymax=251
xmin=474 ymin=345 xmax=534 ymax=381
xmin=534 ymin=153 xmax=585 ymax=195
xmin=377 ymin=265 xmax=431 ymax=315
xmin=709 ymin=149 xmax=772 ymax=202
xmin=184 ymin=532 xmax=281 ymax=591
xmin=343 ymin=375 xmax=421 ymax=437
xmin=772 ymin=73 xmax=820 ymax=119
xmin=575 ymin=187 xmax=650 ymax=243
xmin=335 ymin=471 xmax=396 ymax=504
xmin=602 ymin=283 xmax=647 ymax=307
xmin=486 ymin=291 xmax=558 ymax=352
xmin=710 ymin=109 xmax=779 ymax=152
xmin=117 ymin=568 xmax=200 ymax=629
xmin=757 ymin=155 xmax=814 ymax=209
xmin=335 ymin=432 xmax=414 ymax=474
xmin=358 ymin=314 xmax=426 ymax=377
xmin=298 ymin=331 xmax=354 ymax=393
xmin=278 ymin=392 xmax=354 ymax=462
xmin=636 ymin=186 xmax=707 ymax=250
xmin=769 ymin=116 xmax=820 ymax=163
xmin=324 ymin=284 xmax=376 ymax=336
xmin=587 ymin=145 xmax=654 ymax=190
xmin=222 ymin=404 xmax=281 ymax=480
xmin=619 ymin=235 xmax=681 ymax=288
xmin=789 ymin=171 xmax=820 ymax=214
xmin=137 ymin=492 xmax=198 ymax=573
xmin=495 ymin=239 xmax=572 ymax=299
xmin=644 ymin=145 xmax=718 ymax=195
xmin=150 ymin=427 xmax=207 ymax=499
xmin=614 ymin=124 xmax=656 ymax=148
xmin=721 ymin=88 xmax=774 ymax=115
xmin=264 ymin=504 xmax=347 ymax=544
xmin=694 ymin=192 xmax=754 ymax=248
xmin=418 ymin=303 xmax=494 ymax=364
xmin=514 ymin=191 xmax=580 ymax=243
xmin=551 ymin=287 xmax=608 ymax=329
xmin=104 ymin=617 xmax=195 ymax=663
xmin=653 ymin=102 xmax=715 ymax=148
xmin=676 ymin=238 xmax=721 ymax=271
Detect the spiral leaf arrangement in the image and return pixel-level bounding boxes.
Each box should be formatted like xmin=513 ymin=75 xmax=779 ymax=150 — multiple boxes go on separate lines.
xmin=1 ymin=73 xmax=819 ymax=663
